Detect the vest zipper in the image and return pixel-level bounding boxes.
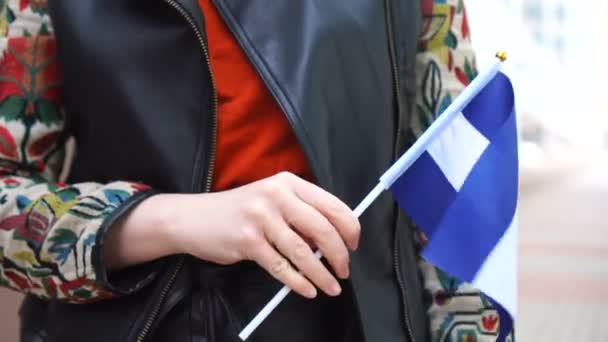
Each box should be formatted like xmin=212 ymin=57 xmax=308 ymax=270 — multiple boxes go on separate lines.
xmin=136 ymin=257 xmax=185 ymax=342
xmin=384 ymin=0 xmax=416 ymax=341
xmin=209 ymin=2 xmax=382 ymax=340
xmin=136 ymin=1 xmax=219 ymax=341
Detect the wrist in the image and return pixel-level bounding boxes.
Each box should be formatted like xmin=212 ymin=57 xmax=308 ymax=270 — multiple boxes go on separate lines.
xmin=136 ymin=193 xmax=179 ymax=257
xmin=105 ymin=193 xmax=177 ymax=271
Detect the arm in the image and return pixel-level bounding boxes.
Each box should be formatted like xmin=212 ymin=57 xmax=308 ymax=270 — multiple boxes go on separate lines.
xmin=1 ymin=2 xmax=361 ymax=304
xmin=0 ymin=1 xmax=156 ymax=303
xmin=414 ymin=0 xmax=513 ymax=340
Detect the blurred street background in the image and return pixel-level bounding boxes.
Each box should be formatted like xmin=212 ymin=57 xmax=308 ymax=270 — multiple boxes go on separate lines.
xmin=1 ymin=0 xmax=607 ymax=341
xmin=518 ymin=149 xmax=608 ymax=340
xmin=469 ymin=0 xmax=608 ymax=340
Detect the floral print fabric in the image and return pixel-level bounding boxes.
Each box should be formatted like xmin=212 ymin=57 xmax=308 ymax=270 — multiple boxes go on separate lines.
xmin=0 ymin=0 xmax=149 ymax=303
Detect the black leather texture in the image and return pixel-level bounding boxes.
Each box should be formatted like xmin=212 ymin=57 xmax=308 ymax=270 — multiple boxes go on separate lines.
xmin=20 ymin=1 xmax=429 ymax=341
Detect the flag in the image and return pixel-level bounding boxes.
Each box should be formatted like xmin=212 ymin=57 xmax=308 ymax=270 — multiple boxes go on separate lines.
xmin=238 ymin=58 xmax=516 ymax=341
xmin=389 ymin=71 xmax=517 ymax=338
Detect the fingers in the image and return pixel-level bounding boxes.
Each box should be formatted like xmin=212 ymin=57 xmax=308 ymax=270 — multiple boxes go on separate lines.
xmin=246 ymin=234 xmax=318 ymax=299
xmin=265 ymin=213 xmax=343 ymax=297
xmin=239 ymin=172 xmax=361 ymax=299
xmin=279 ymin=172 xmax=361 ymax=251
xmin=279 ymin=191 xmax=350 ymax=281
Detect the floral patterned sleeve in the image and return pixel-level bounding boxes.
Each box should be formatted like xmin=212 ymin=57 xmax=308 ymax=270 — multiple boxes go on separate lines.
xmin=0 ymin=1 xmax=157 ymax=303
xmin=413 ymin=0 xmax=514 ymax=341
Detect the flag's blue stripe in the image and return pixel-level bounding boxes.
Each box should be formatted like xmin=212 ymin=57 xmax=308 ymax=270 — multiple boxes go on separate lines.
xmin=390 ymin=152 xmax=457 ymax=239
xmin=421 ymin=110 xmax=518 ymax=281
xmin=463 ymin=72 xmax=514 ymax=140
xmin=490 ymin=296 xmax=513 ymax=341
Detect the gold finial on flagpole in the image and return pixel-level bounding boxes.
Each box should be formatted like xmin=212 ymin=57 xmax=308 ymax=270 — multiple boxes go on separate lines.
xmin=495 ymin=51 xmax=508 ymax=62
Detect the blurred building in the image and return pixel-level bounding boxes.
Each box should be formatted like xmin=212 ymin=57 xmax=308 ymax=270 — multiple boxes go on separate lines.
xmin=521 ymin=0 xmax=566 ymax=60
xmin=468 ymin=0 xmax=608 ymax=150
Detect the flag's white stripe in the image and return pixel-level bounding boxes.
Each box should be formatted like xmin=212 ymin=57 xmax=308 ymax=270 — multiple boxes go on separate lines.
xmin=427 ymin=113 xmax=489 ymax=191
xmin=472 ymin=213 xmax=518 ymax=316
xmin=379 ymin=60 xmax=503 ymax=188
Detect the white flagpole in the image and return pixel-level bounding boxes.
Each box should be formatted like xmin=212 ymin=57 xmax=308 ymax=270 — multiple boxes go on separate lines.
xmin=239 ymin=52 xmax=507 ymax=341
xmin=238 ymin=183 xmax=385 ymax=340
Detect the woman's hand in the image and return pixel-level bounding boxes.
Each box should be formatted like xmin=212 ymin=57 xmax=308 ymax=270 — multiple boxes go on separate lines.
xmin=105 ymin=172 xmax=360 ymax=299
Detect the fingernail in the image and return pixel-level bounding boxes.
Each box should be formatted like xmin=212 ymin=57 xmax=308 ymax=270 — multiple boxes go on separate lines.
xmin=306 ymin=287 xmax=318 ymax=299
xmin=330 ymin=283 xmax=342 ymax=296
xmin=339 ymin=266 xmax=350 ymax=279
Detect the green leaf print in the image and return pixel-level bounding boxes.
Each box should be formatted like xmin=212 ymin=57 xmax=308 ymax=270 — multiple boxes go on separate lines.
xmin=0 ymin=96 xmax=26 ymax=122
xmin=48 ymin=228 xmax=79 ymax=265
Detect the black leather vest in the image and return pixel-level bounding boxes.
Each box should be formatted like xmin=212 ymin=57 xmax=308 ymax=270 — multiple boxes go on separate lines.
xmin=21 ymin=1 xmax=428 ymax=341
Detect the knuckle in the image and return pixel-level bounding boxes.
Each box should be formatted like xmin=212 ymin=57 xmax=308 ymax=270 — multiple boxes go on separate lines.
xmin=245 ymin=200 xmax=268 ymax=221
xmin=326 ymin=200 xmax=343 ymax=215
xmin=239 ymin=226 xmax=263 ymax=251
xmin=315 ymin=224 xmax=334 ymax=240
xmin=271 ymin=257 xmax=290 ymax=276
xmin=292 ymin=240 xmax=310 ymax=260
xmin=262 ymin=179 xmax=284 ymax=199
xmin=276 ymin=171 xmax=295 ymax=182
xmin=324 ymin=202 xmax=347 ymax=224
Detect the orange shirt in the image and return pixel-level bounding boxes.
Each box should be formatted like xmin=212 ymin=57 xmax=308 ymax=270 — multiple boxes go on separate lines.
xmin=198 ymin=0 xmax=313 ymax=191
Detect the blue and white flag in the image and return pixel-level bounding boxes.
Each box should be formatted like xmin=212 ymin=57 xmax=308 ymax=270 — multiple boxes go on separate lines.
xmin=385 ymin=68 xmax=517 ymax=338
xmin=239 ymin=56 xmax=516 ymax=341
